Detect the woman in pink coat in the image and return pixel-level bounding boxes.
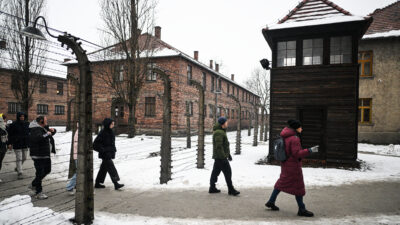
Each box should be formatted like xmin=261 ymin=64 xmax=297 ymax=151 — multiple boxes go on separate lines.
xmin=265 ymin=119 xmax=318 ymax=217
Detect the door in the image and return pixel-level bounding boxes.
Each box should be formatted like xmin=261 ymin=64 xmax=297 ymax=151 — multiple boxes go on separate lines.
xmin=297 ymin=107 xmax=326 ymax=160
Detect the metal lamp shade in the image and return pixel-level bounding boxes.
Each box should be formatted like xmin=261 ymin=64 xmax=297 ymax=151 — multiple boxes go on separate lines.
xmin=20 ymin=26 xmax=47 ymax=40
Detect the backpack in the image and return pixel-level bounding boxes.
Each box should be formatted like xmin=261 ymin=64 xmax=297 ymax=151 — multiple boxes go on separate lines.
xmin=273 ymin=136 xmax=287 ymax=162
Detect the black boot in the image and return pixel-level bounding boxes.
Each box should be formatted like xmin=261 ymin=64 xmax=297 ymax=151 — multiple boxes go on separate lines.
xmin=209 ymin=186 xmax=221 ymax=194
xmin=298 ymin=208 xmax=314 ymax=217
xmin=265 ymin=201 xmax=280 ymax=211
xmin=228 ymin=188 xmax=240 ymax=196
xmin=94 ymin=183 xmax=105 ymax=189
xmin=114 ymin=182 xmax=124 ymax=190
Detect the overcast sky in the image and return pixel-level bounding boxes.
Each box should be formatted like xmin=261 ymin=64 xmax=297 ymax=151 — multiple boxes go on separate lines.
xmin=46 ymin=0 xmax=397 ymax=84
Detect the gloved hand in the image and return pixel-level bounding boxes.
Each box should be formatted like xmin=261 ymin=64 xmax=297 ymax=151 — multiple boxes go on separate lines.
xmin=308 ymin=145 xmax=319 ymax=153
xmin=228 ymin=154 xmax=232 ymax=161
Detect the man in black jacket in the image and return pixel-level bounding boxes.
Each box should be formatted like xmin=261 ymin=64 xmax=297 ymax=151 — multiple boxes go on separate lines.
xmin=8 ymin=112 xmax=30 ymax=179
xmin=29 ymin=116 xmax=54 ymax=199
xmin=93 ymin=118 xmax=124 ymax=190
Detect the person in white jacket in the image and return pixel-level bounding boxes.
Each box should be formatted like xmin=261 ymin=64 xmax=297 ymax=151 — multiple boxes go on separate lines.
xmin=66 ymin=123 xmax=78 ymax=195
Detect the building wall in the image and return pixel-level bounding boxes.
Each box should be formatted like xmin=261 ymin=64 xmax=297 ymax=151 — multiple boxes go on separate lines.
xmin=358 ymin=38 xmax=400 ymax=144
xmin=0 ymin=69 xmax=67 ymax=126
xmin=67 ymin=56 xmax=260 ymax=136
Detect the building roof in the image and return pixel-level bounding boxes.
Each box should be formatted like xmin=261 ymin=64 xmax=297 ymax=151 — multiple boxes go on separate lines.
xmin=362 ymin=1 xmax=400 ymax=40
xmin=64 ymin=32 xmax=260 ymax=98
xmin=265 ymin=0 xmax=368 ymax=30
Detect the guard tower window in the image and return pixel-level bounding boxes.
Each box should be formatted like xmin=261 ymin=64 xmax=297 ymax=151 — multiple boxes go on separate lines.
xmin=277 ymin=40 xmax=296 ymax=67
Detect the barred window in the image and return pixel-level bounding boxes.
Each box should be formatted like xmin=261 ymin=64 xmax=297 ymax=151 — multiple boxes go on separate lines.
xmin=186 ymin=101 xmax=193 ymax=116
xmin=8 ymin=102 xmax=21 ymax=114
xmin=146 ymin=63 xmax=157 ymax=81
xmin=37 ymin=104 xmax=48 ymax=114
xmin=145 ymin=97 xmax=156 ymax=117
xmin=187 ymin=65 xmax=192 ymax=84
xmin=55 ymin=105 xmax=65 ymax=115
xmin=57 ymin=82 xmax=63 ymax=95
xmin=330 ymin=36 xmax=352 ymax=64
xmin=39 ymin=80 xmax=47 ymax=93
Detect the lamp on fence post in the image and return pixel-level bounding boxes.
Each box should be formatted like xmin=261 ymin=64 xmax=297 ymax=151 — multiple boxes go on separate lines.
xmin=21 ymin=16 xmax=94 ymax=225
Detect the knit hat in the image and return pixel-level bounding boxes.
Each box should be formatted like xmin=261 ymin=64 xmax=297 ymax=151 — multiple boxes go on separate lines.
xmin=288 ymin=119 xmax=302 ymax=129
xmin=218 ymin=116 xmax=227 ymax=125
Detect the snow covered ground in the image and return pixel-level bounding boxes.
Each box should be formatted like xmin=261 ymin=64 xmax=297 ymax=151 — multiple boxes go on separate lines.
xmin=359 ymin=143 xmax=400 ymax=157
xmin=1 ymin=195 xmax=400 ymax=225
xmin=49 ymin=128 xmax=400 ymax=191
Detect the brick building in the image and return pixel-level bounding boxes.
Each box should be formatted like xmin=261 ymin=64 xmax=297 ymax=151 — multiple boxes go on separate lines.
xmin=66 ymin=27 xmax=260 ymax=135
xmin=0 ymin=68 xmax=67 ymax=125
xmin=358 ymin=2 xmax=400 ymax=144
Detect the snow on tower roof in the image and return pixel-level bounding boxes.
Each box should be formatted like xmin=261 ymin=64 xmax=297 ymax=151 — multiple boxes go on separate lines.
xmin=265 ymin=0 xmax=368 ymax=30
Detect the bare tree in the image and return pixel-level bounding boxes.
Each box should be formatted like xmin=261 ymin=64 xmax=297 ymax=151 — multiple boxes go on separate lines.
xmin=244 ymin=68 xmax=270 ymax=140
xmin=2 ymin=0 xmax=47 ymax=118
xmin=98 ymin=0 xmax=157 ymax=138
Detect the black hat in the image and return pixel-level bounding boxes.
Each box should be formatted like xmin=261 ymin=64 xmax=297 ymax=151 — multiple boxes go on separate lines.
xmin=288 ymin=119 xmax=301 ymax=129
xmin=218 ymin=116 xmax=227 ymax=125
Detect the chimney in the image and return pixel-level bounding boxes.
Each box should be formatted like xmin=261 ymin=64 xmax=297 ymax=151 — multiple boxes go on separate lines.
xmin=215 ymin=63 xmax=219 ymax=72
xmin=155 ymin=26 xmax=161 ymax=39
xmin=194 ymin=51 xmax=199 ymax=61
xmin=64 ymin=58 xmax=71 ymax=63
xmin=209 ymin=60 xmax=213 ymax=69
xmin=231 ymin=74 xmax=234 ymax=81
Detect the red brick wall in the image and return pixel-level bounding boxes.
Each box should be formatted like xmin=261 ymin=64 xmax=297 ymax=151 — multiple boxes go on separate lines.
xmin=67 ymin=56 xmax=260 ymax=135
xmin=0 ymin=69 xmax=67 ymax=125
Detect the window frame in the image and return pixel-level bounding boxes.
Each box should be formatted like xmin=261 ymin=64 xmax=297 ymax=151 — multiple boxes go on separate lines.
xmin=330 ymin=36 xmax=352 ymax=64
xmin=358 ymin=51 xmax=373 ymax=77
xmin=146 ymin=63 xmax=157 ymax=81
xmin=56 ymin=82 xmax=64 ymax=95
xmin=39 ymin=79 xmax=47 ymax=93
xmin=358 ymin=98 xmax=372 ymax=124
xmin=202 ymin=72 xmax=206 ymax=90
xmin=302 ymin=38 xmax=323 ymax=66
xmin=54 ymin=105 xmax=65 ymax=115
xmin=37 ymin=104 xmax=49 ymax=115
xmin=277 ymin=40 xmax=297 ymax=67
xmin=187 ymin=65 xmax=192 ymax=85
xmin=8 ymin=102 xmax=21 ymax=114
xmin=144 ymin=97 xmax=156 ymax=117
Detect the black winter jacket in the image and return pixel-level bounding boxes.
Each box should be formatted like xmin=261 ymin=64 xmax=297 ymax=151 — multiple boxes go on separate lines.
xmin=8 ymin=112 xmax=30 ymax=149
xmin=93 ymin=118 xmax=116 ymax=160
xmin=44 ymin=125 xmax=57 ymax=154
xmin=29 ymin=120 xmax=52 ymax=157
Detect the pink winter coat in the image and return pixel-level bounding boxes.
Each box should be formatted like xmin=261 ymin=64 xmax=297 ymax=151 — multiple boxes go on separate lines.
xmin=274 ymin=127 xmax=310 ymax=196
xmin=73 ymin=130 xmax=78 ymax=160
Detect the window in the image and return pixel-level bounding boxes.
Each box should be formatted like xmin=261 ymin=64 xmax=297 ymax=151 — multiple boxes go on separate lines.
xmin=37 ymin=104 xmax=48 ymax=114
xmin=211 ymin=76 xmax=215 ymax=92
xmin=358 ymin=51 xmax=373 ymax=77
xmin=232 ymin=86 xmax=235 ymax=95
xmin=242 ymin=90 xmax=244 ymax=102
xmin=218 ymin=79 xmax=222 ymax=92
xmin=119 ymin=65 xmax=124 ymax=81
xmin=187 ymin=65 xmax=192 ymax=84
xmin=186 ymin=101 xmax=193 ymax=116
xmin=145 ymin=97 xmax=156 ymax=117
xmin=227 ymin=84 xmax=230 ymax=96
xmin=120 ymin=106 xmax=124 ymax=118
xmin=55 ymin=105 xmax=65 ymax=115
xmin=277 ymin=40 xmax=296 ymax=67
xmin=204 ymin=107 xmax=207 ymax=118
xmin=8 ymin=102 xmax=21 ymax=114
xmin=359 ymin=98 xmax=372 ymax=123
xmin=226 ymin=108 xmax=230 ymax=119
xmin=146 ymin=63 xmax=157 ymax=81
xmin=237 ymin=88 xmax=239 ymax=98
xmin=202 ymin=72 xmax=206 ymax=90
xmin=217 ymin=107 xmax=221 ymax=118
xmin=303 ymin=39 xmax=323 ymax=65
xmin=231 ymin=109 xmax=235 ymax=119
xmin=330 ymin=36 xmax=352 ymax=64
xmin=57 ymin=82 xmax=63 ymax=95
xmin=39 ymin=80 xmax=47 ymax=93
xmin=209 ymin=105 xmax=214 ymax=118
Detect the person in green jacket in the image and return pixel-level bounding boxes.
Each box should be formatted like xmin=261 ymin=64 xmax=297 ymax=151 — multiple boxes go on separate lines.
xmin=209 ymin=117 xmax=240 ymax=196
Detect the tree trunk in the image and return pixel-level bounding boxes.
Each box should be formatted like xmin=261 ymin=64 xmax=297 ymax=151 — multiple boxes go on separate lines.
xmin=264 ymin=113 xmax=268 ymax=142
xmin=186 ymin=102 xmax=191 ymax=148
xmin=23 ymin=0 xmax=30 ymax=120
xmin=235 ymin=104 xmax=241 ymax=155
xmin=253 ymin=105 xmax=259 ymax=147
xmin=128 ymin=102 xmax=137 ymax=138
xmin=248 ymin=112 xmax=252 ymax=136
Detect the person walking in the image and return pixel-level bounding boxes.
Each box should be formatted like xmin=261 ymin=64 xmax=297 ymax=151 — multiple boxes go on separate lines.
xmin=265 ymin=119 xmax=318 ymax=217
xmin=94 ymin=118 xmax=124 ymax=190
xmin=66 ymin=123 xmax=78 ymax=195
xmin=0 ymin=114 xmax=9 ymax=183
xmin=29 ymin=116 xmax=54 ymax=199
xmin=209 ymin=117 xmax=240 ymax=196
xmin=7 ymin=112 xmax=30 ymax=179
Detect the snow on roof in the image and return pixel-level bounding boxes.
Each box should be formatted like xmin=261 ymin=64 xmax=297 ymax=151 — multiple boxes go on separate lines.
xmin=265 ymin=0 xmax=367 ymax=31
xmin=363 ymin=29 xmax=400 ymax=40
xmin=267 ymin=15 xmax=366 ymax=30
xmin=364 ymin=1 xmax=400 ymax=36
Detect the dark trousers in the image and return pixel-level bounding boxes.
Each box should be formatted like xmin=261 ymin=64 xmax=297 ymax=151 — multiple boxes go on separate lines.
xmin=32 ymin=158 xmax=51 ymax=194
xmin=0 ymin=148 xmax=6 ymax=171
xmin=95 ymin=159 xmax=120 ymax=184
xmin=268 ymin=188 xmax=306 ymax=210
xmin=210 ymin=159 xmax=234 ymax=190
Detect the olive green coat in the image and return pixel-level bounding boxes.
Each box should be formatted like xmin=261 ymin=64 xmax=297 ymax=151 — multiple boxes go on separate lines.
xmin=212 ymin=123 xmax=230 ymax=159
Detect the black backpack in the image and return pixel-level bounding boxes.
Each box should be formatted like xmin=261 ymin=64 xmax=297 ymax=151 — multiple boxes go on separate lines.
xmin=273 ymin=136 xmax=287 ymax=162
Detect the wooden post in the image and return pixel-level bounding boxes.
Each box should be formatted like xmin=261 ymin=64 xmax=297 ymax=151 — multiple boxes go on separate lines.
xmin=153 ymin=68 xmax=172 ymax=184
xmin=252 ymin=103 xmax=259 ymax=147
xmin=189 ymin=80 xmax=205 ymax=168
xmin=228 ymin=94 xmax=241 ymax=155
xmin=264 ymin=113 xmax=268 ymax=142
xmin=58 ymin=34 xmax=93 ymax=225
xmin=186 ymin=102 xmax=191 ymax=149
